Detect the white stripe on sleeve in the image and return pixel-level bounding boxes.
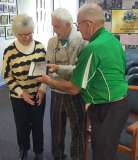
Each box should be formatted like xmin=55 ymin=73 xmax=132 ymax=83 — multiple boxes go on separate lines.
xmin=82 ymin=54 xmax=92 ymax=89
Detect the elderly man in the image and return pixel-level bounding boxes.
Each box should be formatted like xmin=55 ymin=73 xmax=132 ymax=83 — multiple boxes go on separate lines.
xmin=37 ymin=3 xmax=130 ymax=160
xmin=46 ymin=8 xmax=86 ymax=160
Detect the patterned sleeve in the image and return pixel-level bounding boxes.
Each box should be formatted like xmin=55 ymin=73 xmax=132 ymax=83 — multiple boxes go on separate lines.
xmin=37 ymin=42 xmax=47 ymax=92
xmin=2 ymin=46 xmax=23 ymax=96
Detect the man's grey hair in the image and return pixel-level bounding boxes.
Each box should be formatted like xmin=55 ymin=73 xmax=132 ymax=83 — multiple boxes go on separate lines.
xmin=52 ymin=8 xmax=73 ymax=25
xmin=12 ymin=14 xmax=34 ymax=35
xmin=78 ymin=3 xmax=105 ymax=24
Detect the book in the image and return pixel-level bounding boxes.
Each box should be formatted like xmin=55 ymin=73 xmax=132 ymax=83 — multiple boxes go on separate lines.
xmin=28 ymin=61 xmax=46 ymax=78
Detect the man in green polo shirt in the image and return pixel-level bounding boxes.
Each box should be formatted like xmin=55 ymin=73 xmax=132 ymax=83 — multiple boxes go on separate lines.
xmin=36 ymin=3 xmax=130 ymax=160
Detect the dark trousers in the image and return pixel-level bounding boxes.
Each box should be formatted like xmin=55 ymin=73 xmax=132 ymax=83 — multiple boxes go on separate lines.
xmin=50 ymin=91 xmax=84 ymax=160
xmin=88 ymin=97 xmax=130 ymax=160
xmin=10 ymin=96 xmax=45 ymax=154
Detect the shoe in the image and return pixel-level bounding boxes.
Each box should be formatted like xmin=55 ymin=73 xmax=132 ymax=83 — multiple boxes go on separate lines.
xmin=18 ymin=150 xmax=28 ymax=160
xmin=34 ymin=153 xmax=43 ymax=160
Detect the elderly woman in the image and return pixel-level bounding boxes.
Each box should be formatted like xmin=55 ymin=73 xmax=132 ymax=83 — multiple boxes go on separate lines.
xmin=2 ymin=14 xmax=46 ymax=160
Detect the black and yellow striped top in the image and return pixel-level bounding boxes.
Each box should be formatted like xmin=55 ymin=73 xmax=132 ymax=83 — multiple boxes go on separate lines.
xmin=2 ymin=40 xmax=46 ymax=98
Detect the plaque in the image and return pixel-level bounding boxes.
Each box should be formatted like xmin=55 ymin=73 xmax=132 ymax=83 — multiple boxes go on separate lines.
xmin=28 ymin=61 xmax=46 ymax=78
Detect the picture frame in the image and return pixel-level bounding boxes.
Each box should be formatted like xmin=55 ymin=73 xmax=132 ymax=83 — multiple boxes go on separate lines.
xmin=0 ymin=26 xmax=5 ymax=37
xmin=0 ymin=4 xmax=3 ymax=13
xmin=9 ymin=14 xmax=15 ymax=24
xmin=28 ymin=61 xmax=46 ymax=78
xmin=8 ymin=4 xmax=16 ymax=13
xmin=12 ymin=5 xmax=16 ymax=13
xmin=0 ymin=0 xmax=17 ymax=40
xmin=0 ymin=15 xmax=8 ymax=25
xmin=104 ymin=10 xmax=112 ymax=22
xmin=126 ymin=45 xmax=138 ymax=49
xmin=3 ymin=4 xmax=8 ymax=12
xmin=0 ymin=0 xmax=8 ymax=2
xmin=5 ymin=26 xmax=14 ymax=39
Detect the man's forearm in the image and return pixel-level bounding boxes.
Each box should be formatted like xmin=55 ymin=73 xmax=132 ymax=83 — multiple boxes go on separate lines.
xmin=38 ymin=75 xmax=80 ymax=95
xmin=57 ymin=65 xmax=75 ymax=77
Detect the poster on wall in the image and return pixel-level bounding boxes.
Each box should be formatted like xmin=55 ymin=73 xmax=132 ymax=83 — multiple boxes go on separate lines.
xmin=0 ymin=0 xmax=17 ymax=86
xmin=111 ymin=9 xmax=138 ymax=34
xmin=0 ymin=0 xmax=17 ymax=39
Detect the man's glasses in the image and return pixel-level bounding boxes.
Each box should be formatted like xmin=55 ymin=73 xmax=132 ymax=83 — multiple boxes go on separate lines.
xmin=74 ymin=20 xmax=94 ymax=28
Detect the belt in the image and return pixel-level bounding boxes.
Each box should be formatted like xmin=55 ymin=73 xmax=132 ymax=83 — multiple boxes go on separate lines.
xmin=89 ymin=96 xmax=128 ymax=108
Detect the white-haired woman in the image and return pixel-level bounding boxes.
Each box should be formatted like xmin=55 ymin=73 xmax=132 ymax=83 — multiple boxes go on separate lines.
xmin=2 ymin=14 xmax=46 ymax=160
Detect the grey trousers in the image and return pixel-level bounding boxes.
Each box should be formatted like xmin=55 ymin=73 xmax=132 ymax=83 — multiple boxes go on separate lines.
xmin=50 ymin=91 xmax=84 ymax=160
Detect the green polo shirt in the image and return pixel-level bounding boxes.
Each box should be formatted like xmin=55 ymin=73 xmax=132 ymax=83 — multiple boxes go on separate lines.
xmin=71 ymin=27 xmax=128 ymax=104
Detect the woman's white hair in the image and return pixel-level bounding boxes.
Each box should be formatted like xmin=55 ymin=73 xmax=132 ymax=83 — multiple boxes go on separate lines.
xmin=78 ymin=3 xmax=105 ymax=24
xmin=12 ymin=14 xmax=34 ymax=35
xmin=51 ymin=8 xmax=73 ymax=25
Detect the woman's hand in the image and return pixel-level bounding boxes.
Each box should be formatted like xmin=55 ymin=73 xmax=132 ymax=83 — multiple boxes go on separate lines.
xmin=21 ymin=91 xmax=35 ymax=106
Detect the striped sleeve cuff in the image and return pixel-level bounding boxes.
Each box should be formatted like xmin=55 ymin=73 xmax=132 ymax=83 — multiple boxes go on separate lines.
xmin=14 ymin=87 xmax=23 ymax=97
xmin=39 ymin=83 xmax=47 ymax=92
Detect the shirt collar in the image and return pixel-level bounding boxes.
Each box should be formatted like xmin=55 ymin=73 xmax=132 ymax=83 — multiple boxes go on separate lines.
xmin=68 ymin=26 xmax=81 ymax=43
xmin=59 ymin=26 xmax=81 ymax=44
xmin=15 ymin=39 xmax=35 ymax=54
xmin=89 ymin=27 xmax=105 ymax=42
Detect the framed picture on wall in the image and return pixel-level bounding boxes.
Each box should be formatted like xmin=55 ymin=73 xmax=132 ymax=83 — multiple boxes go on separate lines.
xmin=0 ymin=0 xmax=8 ymax=2
xmin=0 ymin=15 xmax=8 ymax=25
xmin=104 ymin=10 xmax=111 ymax=22
xmin=12 ymin=5 xmax=16 ymax=13
xmin=0 ymin=4 xmax=3 ymax=13
xmin=5 ymin=26 xmax=14 ymax=39
xmin=3 ymin=4 xmax=8 ymax=12
xmin=0 ymin=26 xmax=5 ymax=37
xmin=0 ymin=0 xmax=17 ymax=40
xmin=8 ymin=5 xmax=16 ymax=13
xmin=9 ymin=14 xmax=15 ymax=23
xmin=126 ymin=45 xmax=138 ymax=49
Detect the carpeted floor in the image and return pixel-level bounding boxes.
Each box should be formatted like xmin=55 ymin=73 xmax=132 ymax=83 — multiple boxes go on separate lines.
xmin=0 ymin=85 xmax=129 ymax=160
xmin=0 ymin=86 xmax=54 ymax=160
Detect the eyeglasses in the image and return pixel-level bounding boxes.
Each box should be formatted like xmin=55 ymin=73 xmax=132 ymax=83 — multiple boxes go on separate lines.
xmin=75 ymin=20 xmax=94 ymax=28
xmin=17 ymin=32 xmax=33 ymax=37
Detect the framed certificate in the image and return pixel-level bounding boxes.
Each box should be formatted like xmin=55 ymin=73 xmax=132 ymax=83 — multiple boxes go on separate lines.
xmin=28 ymin=61 xmax=46 ymax=78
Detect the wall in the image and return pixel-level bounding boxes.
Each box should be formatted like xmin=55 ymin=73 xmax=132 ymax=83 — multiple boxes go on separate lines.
xmin=17 ymin=0 xmax=53 ymax=45
xmin=54 ymin=0 xmax=79 ymax=22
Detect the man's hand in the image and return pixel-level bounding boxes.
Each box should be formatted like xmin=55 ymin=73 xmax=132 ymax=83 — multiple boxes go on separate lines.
xmin=36 ymin=75 xmax=49 ymax=83
xmin=47 ymin=64 xmax=59 ymax=73
xmin=36 ymin=75 xmax=80 ymax=95
xmin=21 ymin=91 xmax=35 ymax=106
